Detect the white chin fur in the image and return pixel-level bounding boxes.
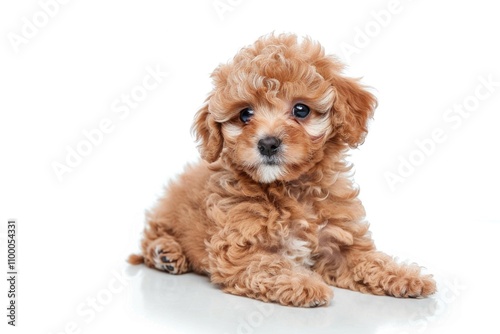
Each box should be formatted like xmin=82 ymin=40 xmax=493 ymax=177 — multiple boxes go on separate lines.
xmin=257 ymin=164 xmax=284 ymax=183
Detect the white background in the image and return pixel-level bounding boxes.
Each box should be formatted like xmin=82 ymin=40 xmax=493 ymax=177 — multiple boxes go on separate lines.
xmin=1 ymin=0 xmax=499 ymax=333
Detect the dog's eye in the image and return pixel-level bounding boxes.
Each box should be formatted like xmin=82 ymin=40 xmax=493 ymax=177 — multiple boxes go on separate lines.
xmin=292 ymin=103 xmax=310 ymax=119
xmin=239 ymin=108 xmax=254 ymax=124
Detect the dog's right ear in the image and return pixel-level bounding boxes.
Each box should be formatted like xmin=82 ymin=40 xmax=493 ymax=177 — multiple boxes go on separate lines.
xmin=192 ymin=97 xmax=223 ymax=163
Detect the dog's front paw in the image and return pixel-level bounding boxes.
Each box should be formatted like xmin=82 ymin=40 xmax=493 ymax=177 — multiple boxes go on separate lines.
xmin=274 ymin=274 xmax=333 ymax=307
xmin=386 ymin=273 xmax=437 ymax=298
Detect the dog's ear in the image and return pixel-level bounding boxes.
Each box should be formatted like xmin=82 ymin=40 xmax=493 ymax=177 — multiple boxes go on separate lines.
xmin=329 ymin=74 xmax=377 ymax=147
xmin=313 ymin=53 xmax=377 ymax=147
xmin=192 ymin=97 xmax=223 ymax=162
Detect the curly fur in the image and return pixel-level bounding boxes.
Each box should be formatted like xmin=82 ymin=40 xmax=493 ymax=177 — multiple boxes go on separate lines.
xmin=129 ymin=33 xmax=436 ymax=307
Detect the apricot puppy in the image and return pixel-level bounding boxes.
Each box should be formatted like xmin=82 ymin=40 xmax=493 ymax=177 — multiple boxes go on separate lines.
xmin=129 ymin=34 xmax=436 ymax=307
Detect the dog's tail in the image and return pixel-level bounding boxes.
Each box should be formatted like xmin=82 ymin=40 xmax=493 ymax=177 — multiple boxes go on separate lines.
xmin=127 ymin=253 xmax=145 ymax=265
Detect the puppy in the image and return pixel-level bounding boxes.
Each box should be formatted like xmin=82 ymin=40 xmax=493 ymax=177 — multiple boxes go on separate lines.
xmin=129 ymin=34 xmax=436 ymax=307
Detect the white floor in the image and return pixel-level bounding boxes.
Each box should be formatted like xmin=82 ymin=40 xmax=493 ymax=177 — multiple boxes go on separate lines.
xmin=126 ymin=267 xmax=456 ymax=334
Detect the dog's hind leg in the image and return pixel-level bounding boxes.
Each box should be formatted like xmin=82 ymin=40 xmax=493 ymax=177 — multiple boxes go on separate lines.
xmin=128 ymin=221 xmax=189 ymax=275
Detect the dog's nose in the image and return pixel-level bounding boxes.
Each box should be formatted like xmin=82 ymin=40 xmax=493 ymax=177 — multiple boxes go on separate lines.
xmin=258 ymin=137 xmax=281 ymax=157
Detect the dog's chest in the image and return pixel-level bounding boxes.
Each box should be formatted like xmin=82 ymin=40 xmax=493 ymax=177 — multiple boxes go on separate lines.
xmin=277 ymin=198 xmax=323 ymax=267
xmin=281 ymin=230 xmax=315 ymax=267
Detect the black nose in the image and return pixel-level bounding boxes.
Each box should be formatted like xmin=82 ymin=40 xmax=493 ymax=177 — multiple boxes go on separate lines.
xmin=258 ymin=137 xmax=281 ymax=157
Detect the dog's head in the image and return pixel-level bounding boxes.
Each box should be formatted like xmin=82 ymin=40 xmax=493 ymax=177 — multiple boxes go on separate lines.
xmin=193 ymin=34 xmax=376 ymax=183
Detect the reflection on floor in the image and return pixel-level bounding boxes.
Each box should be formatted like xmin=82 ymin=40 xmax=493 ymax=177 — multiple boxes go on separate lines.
xmin=126 ymin=265 xmax=463 ymax=334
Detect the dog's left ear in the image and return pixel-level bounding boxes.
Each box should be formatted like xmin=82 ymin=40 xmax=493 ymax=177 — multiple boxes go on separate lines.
xmin=192 ymin=97 xmax=223 ymax=162
xmin=328 ymin=73 xmax=377 ymax=147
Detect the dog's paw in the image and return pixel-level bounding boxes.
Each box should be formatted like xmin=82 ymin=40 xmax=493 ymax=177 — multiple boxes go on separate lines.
xmin=275 ymin=274 xmax=333 ymax=308
xmin=388 ymin=273 xmax=437 ymax=298
xmin=153 ymin=249 xmax=187 ymax=274
xmin=145 ymin=238 xmax=189 ymax=274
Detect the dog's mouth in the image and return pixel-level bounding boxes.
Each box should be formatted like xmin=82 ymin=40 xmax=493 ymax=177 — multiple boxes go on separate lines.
xmin=262 ymin=156 xmax=280 ymax=166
